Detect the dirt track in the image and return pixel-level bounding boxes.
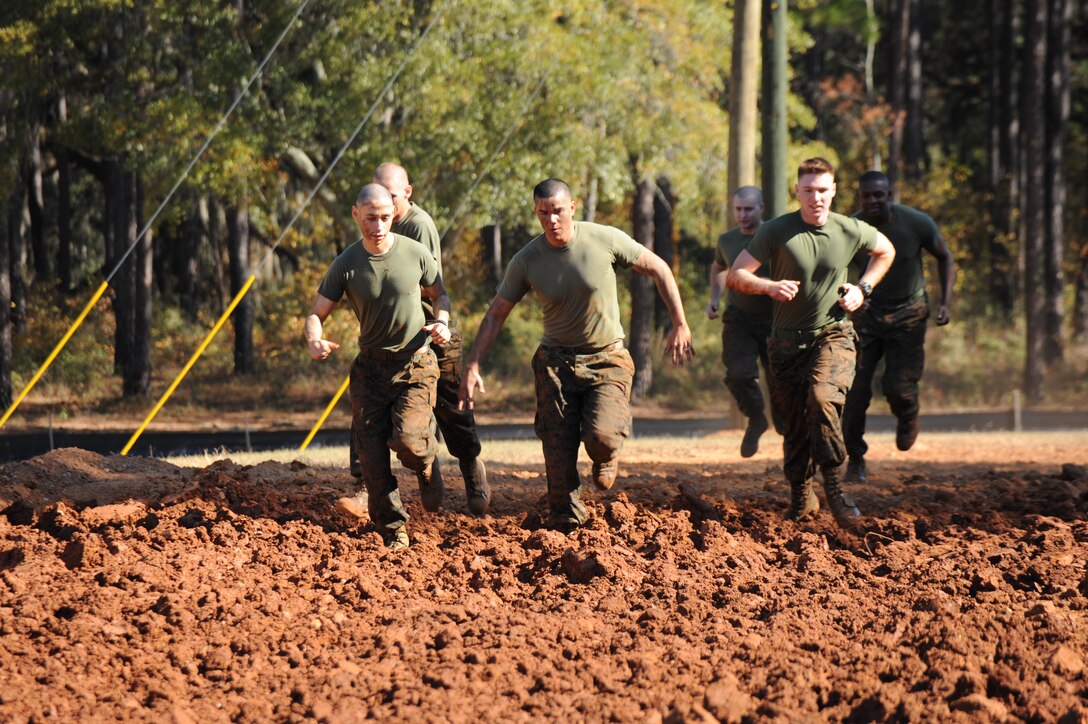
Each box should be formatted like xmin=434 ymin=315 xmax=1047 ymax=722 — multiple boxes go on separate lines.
xmin=1 ymin=434 xmax=1087 ymax=722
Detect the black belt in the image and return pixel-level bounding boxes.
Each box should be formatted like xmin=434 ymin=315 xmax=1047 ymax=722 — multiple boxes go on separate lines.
xmin=772 ymin=321 xmax=849 ymax=342
xmin=357 ymin=343 xmax=429 ymax=361
xmin=544 ymin=340 xmax=624 ymax=355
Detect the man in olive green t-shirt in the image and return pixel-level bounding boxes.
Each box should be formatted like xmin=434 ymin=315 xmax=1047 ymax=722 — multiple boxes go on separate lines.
xmin=843 ymin=171 xmax=956 ymax=482
xmin=459 ymin=178 xmax=694 ymax=531
xmin=304 ymin=184 xmax=452 ymax=550
xmin=707 ymin=186 xmax=782 ymax=457
xmin=727 ymin=158 xmax=895 ymax=530
xmin=345 ymin=163 xmax=490 ymax=517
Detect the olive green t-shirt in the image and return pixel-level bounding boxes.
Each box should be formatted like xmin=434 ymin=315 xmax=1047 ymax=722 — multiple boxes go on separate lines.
xmin=747 ymin=211 xmax=879 ymax=334
xmin=392 ymin=202 xmax=443 ymax=321
xmin=714 ymin=227 xmax=773 ymax=320
xmin=393 ymin=203 xmax=442 ymax=276
xmin=496 ymin=221 xmax=645 ymax=348
xmin=317 ymin=234 xmax=439 ymax=352
xmin=850 ymin=204 xmax=940 ymax=304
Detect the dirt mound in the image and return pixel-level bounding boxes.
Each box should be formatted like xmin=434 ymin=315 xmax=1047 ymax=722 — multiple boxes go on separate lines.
xmin=2 ymin=446 xmax=1087 ymax=721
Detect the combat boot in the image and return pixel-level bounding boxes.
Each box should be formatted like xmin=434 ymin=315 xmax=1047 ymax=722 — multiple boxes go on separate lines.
xmin=845 ymin=457 xmax=867 ymax=483
xmin=896 ymin=415 xmax=920 ymax=451
xmin=592 ymin=459 xmax=618 ymax=490
xmin=383 ymin=526 xmax=410 ymax=550
xmin=821 ymin=467 xmax=861 ymax=530
xmin=786 ymin=478 xmax=820 ymax=521
xmin=460 ymin=457 xmax=491 ymax=515
xmin=740 ymin=414 xmax=770 ymax=458
xmin=417 ymin=459 xmax=444 ymax=512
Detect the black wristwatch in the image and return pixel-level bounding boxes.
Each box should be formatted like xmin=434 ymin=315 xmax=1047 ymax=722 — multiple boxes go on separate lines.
xmin=857 ymin=280 xmax=873 ymax=298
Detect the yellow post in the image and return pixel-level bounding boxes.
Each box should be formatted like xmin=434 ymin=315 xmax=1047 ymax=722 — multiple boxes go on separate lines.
xmin=121 ymin=275 xmax=256 ymax=456
xmin=0 ymin=281 xmax=110 ymax=429
xmin=300 ymin=374 xmax=350 ymax=451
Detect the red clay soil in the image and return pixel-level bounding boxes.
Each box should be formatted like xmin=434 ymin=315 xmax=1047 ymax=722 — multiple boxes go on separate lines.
xmin=2 ymin=444 xmax=1087 ymax=722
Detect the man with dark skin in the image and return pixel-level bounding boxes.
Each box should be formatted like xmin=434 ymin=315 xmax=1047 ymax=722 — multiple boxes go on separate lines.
xmin=843 ymin=171 xmax=956 ymax=482
xmin=305 ymin=183 xmax=451 ymax=550
xmin=707 ymin=186 xmax=783 ymax=457
xmin=459 ymin=179 xmax=694 ymax=532
xmin=727 ymin=158 xmax=895 ymax=529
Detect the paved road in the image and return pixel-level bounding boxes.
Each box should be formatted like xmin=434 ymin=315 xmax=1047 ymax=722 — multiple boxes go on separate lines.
xmin=1 ymin=411 xmax=1086 ymax=462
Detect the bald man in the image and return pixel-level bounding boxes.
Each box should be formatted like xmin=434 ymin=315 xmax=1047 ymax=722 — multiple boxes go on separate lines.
xmin=305 ymin=183 xmax=452 ymax=550
xmin=707 ymin=186 xmax=783 ymax=457
xmin=369 ymin=163 xmax=489 ymax=516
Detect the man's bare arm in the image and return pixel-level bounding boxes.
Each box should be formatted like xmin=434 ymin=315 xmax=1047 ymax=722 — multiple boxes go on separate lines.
xmin=707 ymin=260 xmax=727 ymax=319
xmin=930 ymin=234 xmax=955 ymax=326
xmin=304 ymin=294 xmax=340 ymax=360
xmin=459 ymin=295 xmax=517 ymax=409
xmin=631 ymin=250 xmax=694 ymax=365
xmin=840 ymin=232 xmax=896 ymax=313
xmin=727 ymin=250 xmax=799 ymax=302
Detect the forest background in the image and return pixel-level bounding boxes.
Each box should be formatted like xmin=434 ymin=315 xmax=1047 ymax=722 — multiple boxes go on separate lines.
xmin=1 ymin=0 xmax=1085 ymax=433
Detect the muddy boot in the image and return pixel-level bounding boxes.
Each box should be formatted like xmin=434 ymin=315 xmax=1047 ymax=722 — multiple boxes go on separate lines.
xmin=786 ymin=478 xmax=820 ymax=521
xmin=821 ymin=467 xmax=861 ymax=530
xmin=591 ymin=459 xmax=618 ymax=491
xmin=896 ymin=414 xmax=920 ymax=451
xmin=845 ymin=457 xmax=867 ymax=483
xmin=335 ymin=489 xmax=369 ymax=522
xmin=460 ymin=457 xmax=491 ymax=515
xmin=417 ymin=459 xmax=444 ymax=512
xmin=740 ymin=413 xmax=769 ymax=458
xmin=382 ymin=526 xmax=410 ymax=550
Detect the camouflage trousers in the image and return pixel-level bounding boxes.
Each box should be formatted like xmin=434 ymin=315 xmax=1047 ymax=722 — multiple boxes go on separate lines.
xmin=768 ymin=322 xmax=857 ymax=485
xmin=349 ymin=347 xmax=438 ymax=536
xmin=844 ymin=298 xmax=929 ymax=459
xmin=349 ymin=329 xmax=481 ymax=475
xmin=433 ymin=329 xmax=483 ymax=462
xmin=532 ymin=343 xmax=635 ymax=527
xmin=721 ymin=307 xmax=782 ymax=432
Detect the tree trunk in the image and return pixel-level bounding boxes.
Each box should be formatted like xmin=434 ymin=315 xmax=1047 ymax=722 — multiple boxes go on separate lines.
xmin=1042 ymin=0 xmax=1069 ymax=363
xmin=888 ymin=0 xmax=911 ymax=199
xmin=761 ymin=0 xmax=788 ymax=218
xmin=9 ymin=185 xmax=28 ymax=334
xmin=1074 ymin=245 xmax=1088 ymax=338
xmin=863 ymin=0 xmax=882 ymax=172
xmin=226 ymin=200 xmax=255 ymax=374
xmin=1021 ymin=0 xmax=1047 ymax=402
xmin=902 ymin=0 xmax=926 ymax=179
xmin=582 ymin=169 xmax=598 ymax=223
xmin=104 ymin=159 xmax=132 ymax=376
xmin=481 ymin=221 xmax=503 ymax=285
xmin=26 ymin=124 xmax=49 ymax=280
xmin=179 ymin=191 xmax=202 ymax=322
xmin=0 ymin=195 xmax=12 ymax=410
xmin=57 ymin=95 xmax=73 ymax=291
xmin=629 ymin=162 xmax=655 ymax=400
xmin=131 ymin=176 xmax=152 ymax=398
xmin=988 ymin=0 xmax=1014 ymax=314
xmin=728 ymin=0 xmax=761 ymax=198
xmin=652 ymin=176 xmax=675 ymax=331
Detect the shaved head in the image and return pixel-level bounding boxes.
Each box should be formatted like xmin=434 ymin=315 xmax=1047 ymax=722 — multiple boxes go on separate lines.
xmin=374 ymin=162 xmax=409 ymax=187
xmin=355 ymin=183 xmax=393 ymax=207
xmin=734 ymin=186 xmax=764 ymax=205
xmin=373 ymin=162 xmax=412 ymax=219
xmin=533 ymin=178 xmax=572 ymax=202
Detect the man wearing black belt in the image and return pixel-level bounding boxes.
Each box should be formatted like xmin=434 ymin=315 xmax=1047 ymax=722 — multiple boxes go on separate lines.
xmin=727 ymin=158 xmax=895 ymax=529
xmin=305 ymin=183 xmax=451 ymax=550
xmin=843 ymin=171 xmax=956 ymax=482
xmin=459 ymin=178 xmax=694 ymax=532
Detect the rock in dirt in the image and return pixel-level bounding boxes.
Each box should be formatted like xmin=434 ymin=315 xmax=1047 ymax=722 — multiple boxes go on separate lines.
xmin=949 ymin=694 xmax=1009 ymax=721
xmin=1050 ymin=645 xmax=1085 ymax=677
xmin=703 ymin=674 xmax=753 ymax=723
